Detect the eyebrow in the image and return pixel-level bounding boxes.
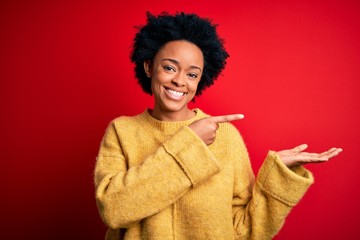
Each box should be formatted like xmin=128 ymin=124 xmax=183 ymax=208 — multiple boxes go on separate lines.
xmin=161 ymin=58 xmax=202 ymax=72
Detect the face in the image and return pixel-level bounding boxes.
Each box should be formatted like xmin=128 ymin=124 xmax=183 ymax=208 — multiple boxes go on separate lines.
xmin=144 ymin=40 xmax=204 ymax=118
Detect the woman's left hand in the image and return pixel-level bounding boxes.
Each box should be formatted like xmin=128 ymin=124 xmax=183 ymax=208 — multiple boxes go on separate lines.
xmin=277 ymin=144 xmax=343 ymax=168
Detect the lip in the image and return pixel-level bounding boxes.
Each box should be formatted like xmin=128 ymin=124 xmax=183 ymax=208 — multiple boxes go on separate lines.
xmin=163 ymin=86 xmax=187 ymax=101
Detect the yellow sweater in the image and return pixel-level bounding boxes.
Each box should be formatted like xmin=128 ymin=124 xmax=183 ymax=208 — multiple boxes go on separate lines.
xmin=95 ymin=109 xmax=314 ymax=240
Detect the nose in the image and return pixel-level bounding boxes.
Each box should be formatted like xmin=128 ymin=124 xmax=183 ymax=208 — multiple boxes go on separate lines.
xmin=171 ymin=73 xmax=186 ymax=87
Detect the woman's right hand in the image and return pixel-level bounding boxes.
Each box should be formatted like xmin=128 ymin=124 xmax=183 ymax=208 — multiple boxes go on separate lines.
xmin=188 ymin=114 xmax=244 ymax=145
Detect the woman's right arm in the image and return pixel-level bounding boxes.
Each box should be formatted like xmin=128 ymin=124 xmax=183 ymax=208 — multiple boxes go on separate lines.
xmin=94 ymin=120 xmax=220 ymax=229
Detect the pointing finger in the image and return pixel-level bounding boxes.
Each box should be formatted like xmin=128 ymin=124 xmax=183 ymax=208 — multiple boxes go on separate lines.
xmin=211 ymin=114 xmax=245 ymax=124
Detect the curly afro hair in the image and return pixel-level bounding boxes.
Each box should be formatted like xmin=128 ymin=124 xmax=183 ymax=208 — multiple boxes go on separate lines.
xmin=131 ymin=12 xmax=229 ymax=96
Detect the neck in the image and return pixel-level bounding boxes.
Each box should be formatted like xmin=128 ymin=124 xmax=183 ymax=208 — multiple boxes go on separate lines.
xmin=150 ymin=107 xmax=195 ymax=122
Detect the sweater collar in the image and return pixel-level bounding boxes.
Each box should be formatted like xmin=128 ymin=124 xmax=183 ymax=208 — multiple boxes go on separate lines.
xmin=139 ymin=108 xmax=208 ymax=135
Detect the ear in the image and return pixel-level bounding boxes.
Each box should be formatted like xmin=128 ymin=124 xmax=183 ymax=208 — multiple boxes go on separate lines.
xmin=143 ymin=60 xmax=152 ymax=78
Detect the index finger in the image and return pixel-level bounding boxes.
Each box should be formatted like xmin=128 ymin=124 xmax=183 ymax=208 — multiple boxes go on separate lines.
xmin=211 ymin=114 xmax=245 ymax=123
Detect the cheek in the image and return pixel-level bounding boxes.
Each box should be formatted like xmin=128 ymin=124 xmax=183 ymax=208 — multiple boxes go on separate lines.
xmin=155 ymin=71 xmax=173 ymax=85
xmin=153 ymin=83 xmax=163 ymax=95
xmin=189 ymin=80 xmax=200 ymax=92
xmin=150 ymin=78 xmax=160 ymax=94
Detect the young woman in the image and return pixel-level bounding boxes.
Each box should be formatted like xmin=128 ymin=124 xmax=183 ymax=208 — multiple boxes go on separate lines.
xmin=94 ymin=12 xmax=342 ymax=240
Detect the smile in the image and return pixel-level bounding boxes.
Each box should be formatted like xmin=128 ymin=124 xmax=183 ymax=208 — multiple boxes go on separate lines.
xmin=164 ymin=87 xmax=186 ymax=99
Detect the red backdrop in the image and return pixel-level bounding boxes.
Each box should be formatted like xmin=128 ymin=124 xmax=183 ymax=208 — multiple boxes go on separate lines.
xmin=1 ymin=0 xmax=359 ymax=239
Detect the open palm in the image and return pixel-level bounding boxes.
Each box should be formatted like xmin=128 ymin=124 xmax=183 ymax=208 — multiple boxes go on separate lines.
xmin=277 ymin=144 xmax=342 ymax=168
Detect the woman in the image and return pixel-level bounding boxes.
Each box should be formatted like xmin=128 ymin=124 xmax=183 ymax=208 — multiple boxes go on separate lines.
xmin=94 ymin=12 xmax=342 ymax=240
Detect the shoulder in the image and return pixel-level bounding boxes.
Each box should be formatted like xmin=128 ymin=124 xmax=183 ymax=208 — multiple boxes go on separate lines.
xmin=218 ymin=122 xmax=244 ymax=142
xmin=217 ymin=122 xmax=249 ymax=161
xmin=108 ymin=110 xmax=147 ymax=129
xmin=99 ymin=111 xmax=148 ymax=141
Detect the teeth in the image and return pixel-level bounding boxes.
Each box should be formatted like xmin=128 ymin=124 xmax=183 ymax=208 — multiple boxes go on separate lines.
xmin=167 ymin=89 xmax=185 ymax=97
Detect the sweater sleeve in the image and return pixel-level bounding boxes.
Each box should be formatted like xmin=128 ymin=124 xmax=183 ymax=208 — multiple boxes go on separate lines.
xmin=230 ymin=128 xmax=314 ymax=239
xmin=94 ymin=121 xmax=220 ymax=229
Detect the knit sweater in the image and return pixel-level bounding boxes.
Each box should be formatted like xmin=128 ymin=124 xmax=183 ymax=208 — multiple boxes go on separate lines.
xmin=94 ymin=109 xmax=314 ymax=240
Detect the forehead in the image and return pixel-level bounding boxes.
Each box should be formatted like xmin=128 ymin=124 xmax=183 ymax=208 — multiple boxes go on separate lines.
xmin=154 ymin=40 xmax=204 ymax=67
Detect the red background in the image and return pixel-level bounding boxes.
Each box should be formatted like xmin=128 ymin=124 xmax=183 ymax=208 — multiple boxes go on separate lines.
xmin=1 ymin=0 xmax=359 ymax=239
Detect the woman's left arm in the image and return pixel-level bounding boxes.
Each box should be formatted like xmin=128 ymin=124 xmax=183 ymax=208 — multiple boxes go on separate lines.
xmin=231 ymin=127 xmax=342 ymax=239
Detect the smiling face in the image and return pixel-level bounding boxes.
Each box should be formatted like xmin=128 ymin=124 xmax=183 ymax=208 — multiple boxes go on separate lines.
xmin=144 ymin=40 xmax=204 ymax=121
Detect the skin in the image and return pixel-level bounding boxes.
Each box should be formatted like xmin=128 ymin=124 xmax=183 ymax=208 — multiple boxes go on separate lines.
xmin=144 ymin=40 xmax=204 ymax=122
xmin=144 ymin=40 xmax=342 ymax=168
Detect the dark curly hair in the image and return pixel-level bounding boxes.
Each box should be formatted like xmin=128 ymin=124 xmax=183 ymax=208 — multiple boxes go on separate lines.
xmin=131 ymin=12 xmax=229 ymax=96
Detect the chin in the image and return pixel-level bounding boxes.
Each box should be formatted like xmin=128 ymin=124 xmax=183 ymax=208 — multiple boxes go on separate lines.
xmin=163 ymin=103 xmax=187 ymax=113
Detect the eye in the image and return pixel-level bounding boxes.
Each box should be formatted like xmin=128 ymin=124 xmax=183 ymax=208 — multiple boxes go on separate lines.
xmin=163 ymin=65 xmax=175 ymax=72
xmin=187 ymin=73 xmax=198 ymax=79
